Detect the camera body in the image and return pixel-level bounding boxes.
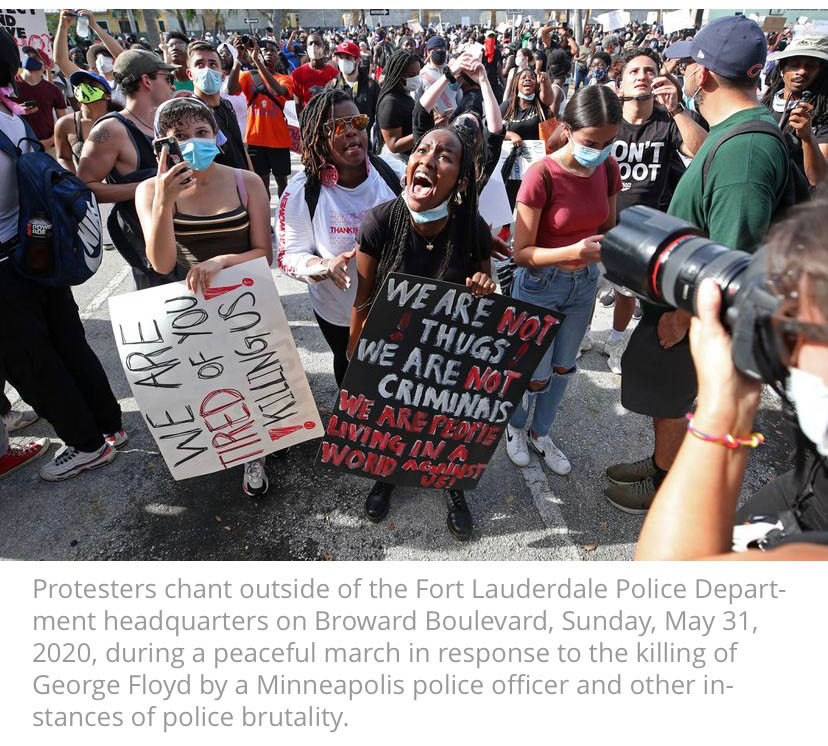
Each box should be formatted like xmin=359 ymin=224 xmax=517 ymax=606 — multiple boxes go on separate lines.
xmin=602 ymin=205 xmax=786 ymax=383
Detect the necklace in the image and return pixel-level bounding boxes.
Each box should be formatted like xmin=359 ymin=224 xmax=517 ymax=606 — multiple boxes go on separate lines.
xmin=124 ymin=107 xmax=154 ymax=132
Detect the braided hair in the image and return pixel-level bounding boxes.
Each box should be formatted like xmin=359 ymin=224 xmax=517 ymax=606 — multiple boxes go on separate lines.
xmin=502 ymin=67 xmax=545 ymax=124
xmin=299 ymin=87 xmax=353 ymax=187
xmin=761 ymin=60 xmax=828 ymax=131
xmin=364 ymin=125 xmax=484 ymax=308
xmin=376 ymin=48 xmax=417 ymax=112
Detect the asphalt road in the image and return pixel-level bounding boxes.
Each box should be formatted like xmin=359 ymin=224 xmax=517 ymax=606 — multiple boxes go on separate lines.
xmin=0 ymin=194 xmax=793 ymax=562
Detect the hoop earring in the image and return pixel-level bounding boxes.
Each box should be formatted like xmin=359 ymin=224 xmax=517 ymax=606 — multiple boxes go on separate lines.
xmin=320 ymin=162 xmax=339 ymax=187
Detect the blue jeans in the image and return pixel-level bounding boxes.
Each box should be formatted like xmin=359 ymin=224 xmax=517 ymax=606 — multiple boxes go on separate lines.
xmin=510 ymin=263 xmax=599 ymax=437
xmin=574 ymin=64 xmax=588 ymax=91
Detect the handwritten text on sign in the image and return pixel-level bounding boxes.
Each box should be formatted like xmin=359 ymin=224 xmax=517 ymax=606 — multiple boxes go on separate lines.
xmin=109 ymin=258 xmax=321 ymax=480
xmin=317 ymin=274 xmax=562 ymax=490
xmin=0 ymin=9 xmax=52 ymax=59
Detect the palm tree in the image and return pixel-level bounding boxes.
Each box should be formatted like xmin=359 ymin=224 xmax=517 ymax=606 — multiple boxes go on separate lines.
xmin=173 ymin=9 xmax=186 ymax=34
xmin=212 ymin=10 xmax=226 ymax=36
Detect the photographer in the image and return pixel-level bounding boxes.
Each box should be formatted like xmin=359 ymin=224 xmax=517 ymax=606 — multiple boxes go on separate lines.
xmin=636 ymin=197 xmax=828 ymax=560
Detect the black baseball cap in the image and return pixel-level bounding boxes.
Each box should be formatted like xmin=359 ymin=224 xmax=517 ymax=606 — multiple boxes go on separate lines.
xmin=664 ymin=15 xmax=766 ymax=80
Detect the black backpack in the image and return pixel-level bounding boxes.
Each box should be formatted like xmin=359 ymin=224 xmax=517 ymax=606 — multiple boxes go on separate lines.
xmin=701 ymin=119 xmax=812 ymax=218
xmin=303 ymin=154 xmax=402 ymax=220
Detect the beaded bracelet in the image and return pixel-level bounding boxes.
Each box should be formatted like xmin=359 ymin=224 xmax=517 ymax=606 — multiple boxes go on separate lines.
xmin=685 ymin=414 xmax=765 ymax=449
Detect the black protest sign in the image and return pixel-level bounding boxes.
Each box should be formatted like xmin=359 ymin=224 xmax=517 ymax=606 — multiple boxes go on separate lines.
xmin=316 ymin=273 xmax=564 ymax=490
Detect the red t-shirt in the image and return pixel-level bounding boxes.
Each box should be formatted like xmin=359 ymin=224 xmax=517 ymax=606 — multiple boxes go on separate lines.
xmin=15 ymin=75 xmax=66 ymax=140
xmin=517 ymin=155 xmax=622 ymax=269
xmin=290 ymin=63 xmax=338 ymax=107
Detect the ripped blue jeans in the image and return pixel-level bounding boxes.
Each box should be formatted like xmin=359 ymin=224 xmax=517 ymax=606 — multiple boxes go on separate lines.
xmin=510 ymin=263 xmax=599 ymax=437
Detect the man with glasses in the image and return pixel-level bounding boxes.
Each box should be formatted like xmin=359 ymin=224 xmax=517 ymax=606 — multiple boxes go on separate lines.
xmin=291 ymin=33 xmax=338 ymax=114
xmin=606 ymin=16 xmax=790 ymax=515
xmin=78 ymin=49 xmax=177 ymax=289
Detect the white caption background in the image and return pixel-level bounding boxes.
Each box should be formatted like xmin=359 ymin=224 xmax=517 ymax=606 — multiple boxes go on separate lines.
xmin=2 ymin=561 xmax=825 ymax=743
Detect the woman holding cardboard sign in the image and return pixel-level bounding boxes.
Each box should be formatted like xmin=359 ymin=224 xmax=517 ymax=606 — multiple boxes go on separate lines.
xmin=136 ymin=97 xmax=272 ymax=499
xmin=348 ymin=125 xmax=496 ymax=541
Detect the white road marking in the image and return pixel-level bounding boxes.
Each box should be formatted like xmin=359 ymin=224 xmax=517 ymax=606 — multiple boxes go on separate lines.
xmin=517 ymin=459 xmax=581 ymax=560
xmin=80 ymin=265 xmax=131 ymax=320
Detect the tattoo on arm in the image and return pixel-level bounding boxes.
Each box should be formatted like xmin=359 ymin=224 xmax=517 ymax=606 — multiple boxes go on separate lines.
xmin=89 ymin=126 xmax=112 ymax=145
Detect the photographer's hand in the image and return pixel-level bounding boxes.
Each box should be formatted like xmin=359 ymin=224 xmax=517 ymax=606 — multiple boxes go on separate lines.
xmin=656 ymin=309 xmax=691 ymax=348
xmin=635 ymin=279 xmax=761 ymax=561
xmin=691 ymin=278 xmax=761 ymax=434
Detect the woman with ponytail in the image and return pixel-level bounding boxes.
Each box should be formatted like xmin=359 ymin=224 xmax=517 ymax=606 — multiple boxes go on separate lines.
xmin=348 ymin=125 xmax=496 ymax=541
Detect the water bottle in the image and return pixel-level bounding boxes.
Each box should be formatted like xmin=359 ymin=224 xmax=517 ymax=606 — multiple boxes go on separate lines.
xmin=25 ymin=213 xmax=53 ymax=273
xmin=77 ymin=14 xmax=90 ymax=39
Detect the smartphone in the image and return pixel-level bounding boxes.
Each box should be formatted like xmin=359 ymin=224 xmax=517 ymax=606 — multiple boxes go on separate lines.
xmin=152 ymin=136 xmax=192 ymax=183
xmin=23 ymin=101 xmax=38 ymax=109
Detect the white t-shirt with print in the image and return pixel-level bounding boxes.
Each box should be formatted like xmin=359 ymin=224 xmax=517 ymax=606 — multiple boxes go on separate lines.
xmin=0 ymin=110 xmax=30 ymax=244
xmin=276 ymin=159 xmax=403 ymax=327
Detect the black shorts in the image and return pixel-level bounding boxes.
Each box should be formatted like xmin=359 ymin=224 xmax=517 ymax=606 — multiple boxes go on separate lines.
xmin=620 ymin=304 xmax=697 ymax=419
xmin=247 ymin=144 xmax=291 ymax=177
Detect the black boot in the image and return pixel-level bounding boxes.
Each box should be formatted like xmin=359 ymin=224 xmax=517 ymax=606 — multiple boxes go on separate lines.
xmin=445 ymin=489 xmax=472 ymax=540
xmin=365 ymin=481 xmax=394 ymax=522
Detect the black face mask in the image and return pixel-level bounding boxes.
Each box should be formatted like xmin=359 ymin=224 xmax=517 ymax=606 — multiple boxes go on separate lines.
xmin=431 ymin=49 xmax=446 ymax=65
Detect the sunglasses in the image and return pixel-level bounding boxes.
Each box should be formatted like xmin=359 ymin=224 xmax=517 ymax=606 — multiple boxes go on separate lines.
xmin=323 ymin=113 xmax=370 ymax=137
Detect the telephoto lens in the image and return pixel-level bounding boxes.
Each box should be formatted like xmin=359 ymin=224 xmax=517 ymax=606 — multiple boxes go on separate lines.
xmin=602 ymin=205 xmax=752 ymax=316
xmin=601 ymin=206 xmax=786 ymax=382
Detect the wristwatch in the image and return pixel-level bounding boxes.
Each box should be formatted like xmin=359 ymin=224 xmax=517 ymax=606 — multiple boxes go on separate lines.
xmin=442 ymin=64 xmax=457 ymax=86
xmin=668 ymin=102 xmax=685 ymax=118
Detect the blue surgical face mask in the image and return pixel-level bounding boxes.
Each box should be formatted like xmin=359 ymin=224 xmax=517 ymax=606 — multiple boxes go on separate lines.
xmin=405 ymin=191 xmax=450 ymax=224
xmin=683 ymin=92 xmax=696 ymax=113
xmin=518 ymin=91 xmax=536 ymax=101
xmin=193 ymin=67 xmax=222 ymax=95
xmin=571 ymin=138 xmax=612 ymax=168
xmin=180 ymin=137 xmax=220 ymax=171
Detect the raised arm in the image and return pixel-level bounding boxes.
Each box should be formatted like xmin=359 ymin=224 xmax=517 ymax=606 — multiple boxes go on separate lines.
xmin=55 ymin=10 xmax=82 ymax=77
xmin=79 ymin=9 xmax=125 ymax=60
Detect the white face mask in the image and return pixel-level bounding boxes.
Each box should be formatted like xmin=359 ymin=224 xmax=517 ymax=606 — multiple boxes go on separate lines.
xmin=338 ymin=57 xmax=356 ymax=76
xmin=404 ymin=75 xmax=420 ymax=92
xmin=516 ymin=55 xmax=527 ymax=70
xmin=787 ymin=367 xmax=828 ymax=456
xmin=307 ymin=43 xmax=324 ymax=60
xmin=96 ymin=55 xmax=114 ymax=74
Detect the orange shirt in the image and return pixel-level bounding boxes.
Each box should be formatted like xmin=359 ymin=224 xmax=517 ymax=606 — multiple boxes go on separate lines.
xmin=239 ymin=70 xmax=294 ymax=149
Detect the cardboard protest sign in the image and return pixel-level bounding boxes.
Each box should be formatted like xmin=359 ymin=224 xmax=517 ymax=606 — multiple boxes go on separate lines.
xmin=762 ymin=16 xmax=787 ymax=33
xmin=478 ymin=166 xmax=513 ymax=229
xmin=0 ymin=9 xmax=52 ymax=60
xmin=316 ymin=274 xmax=563 ymax=490
xmin=596 ymin=11 xmax=630 ymax=31
xmin=283 ymin=100 xmax=301 ymax=154
xmin=663 ymin=10 xmax=694 ymax=36
xmin=109 ymin=258 xmax=321 ymax=480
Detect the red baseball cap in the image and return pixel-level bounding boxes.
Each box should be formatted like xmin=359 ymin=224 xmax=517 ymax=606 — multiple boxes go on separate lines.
xmin=335 ymin=40 xmax=360 ymax=58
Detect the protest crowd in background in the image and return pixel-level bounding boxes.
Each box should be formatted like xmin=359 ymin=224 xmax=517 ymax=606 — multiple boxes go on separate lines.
xmin=0 ymin=9 xmax=826 ymax=559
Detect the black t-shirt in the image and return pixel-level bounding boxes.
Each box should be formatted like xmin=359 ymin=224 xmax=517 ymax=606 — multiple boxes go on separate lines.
xmin=412 ymin=100 xmax=434 ymax=145
xmin=769 ymin=106 xmax=828 ymax=176
xmin=500 ymin=99 xmax=551 ymax=141
xmin=358 ymin=198 xmax=492 ymax=286
xmin=612 ymin=108 xmax=683 ymax=213
xmin=376 ymin=90 xmax=415 ymax=152
xmin=212 ymin=98 xmax=248 ymax=171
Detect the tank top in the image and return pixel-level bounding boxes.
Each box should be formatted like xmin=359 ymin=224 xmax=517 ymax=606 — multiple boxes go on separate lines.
xmin=173 ymin=168 xmax=250 ymax=267
xmin=71 ymin=111 xmax=84 ymax=166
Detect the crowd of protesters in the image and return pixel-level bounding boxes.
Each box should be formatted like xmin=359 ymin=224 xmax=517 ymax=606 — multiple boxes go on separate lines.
xmin=0 ymin=11 xmax=826 ymax=557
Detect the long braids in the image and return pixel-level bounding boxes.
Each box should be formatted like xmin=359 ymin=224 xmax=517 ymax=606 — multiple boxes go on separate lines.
xmin=300 ymin=88 xmax=352 ymax=187
xmin=761 ymin=61 xmax=828 ymax=128
xmin=502 ymin=68 xmax=544 ymax=124
xmin=376 ymin=48 xmax=417 ymax=113
xmin=365 ymin=125 xmax=484 ymax=307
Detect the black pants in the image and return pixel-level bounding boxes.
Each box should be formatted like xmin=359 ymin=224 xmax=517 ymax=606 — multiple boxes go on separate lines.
xmin=248 ymin=145 xmax=291 ymax=197
xmin=314 ymin=311 xmax=350 ymax=388
xmin=0 ymin=279 xmax=122 ymax=452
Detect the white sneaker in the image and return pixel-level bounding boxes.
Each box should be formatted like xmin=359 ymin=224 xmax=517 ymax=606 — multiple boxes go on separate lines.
xmin=104 ymin=429 xmax=129 ymax=448
xmin=602 ymin=337 xmax=626 ymax=375
xmin=576 ymin=329 xmax=593 ymax=359
xmin=505 ymin=425 xmax=530 ymax=467
xmin=243 ymin=457 xmax=269 ymax=498
xmin=39 ymin=442 xmax=116 ymax=481
xmin=529 ymin=433 xmax=572 ymax=475
xmin=2 ymin=409 xmax=38 ymax=432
